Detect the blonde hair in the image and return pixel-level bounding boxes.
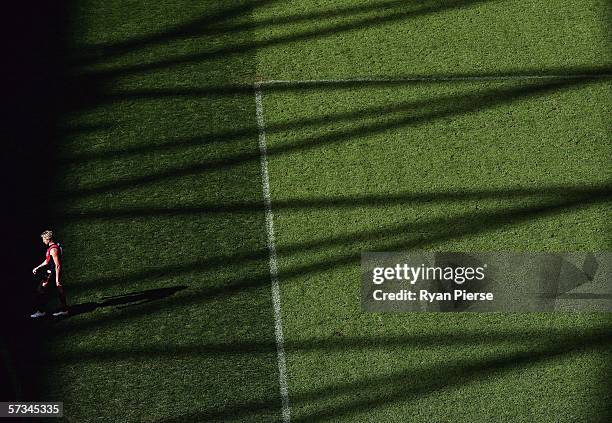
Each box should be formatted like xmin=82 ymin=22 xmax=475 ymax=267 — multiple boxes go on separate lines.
xmin=41 ymin=230 xmax=54 ymax=240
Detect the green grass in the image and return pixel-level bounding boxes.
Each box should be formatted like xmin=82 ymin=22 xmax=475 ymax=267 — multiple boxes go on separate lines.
xmin=41 ymin=0 xmax=612 ymax=421
xmin=47 ymin=1 xmax=281 ymax=421
xmin=253 ymin=0 xmax=610 ymax=78
xmin=260 ymin=80 xmax=611 ymax=422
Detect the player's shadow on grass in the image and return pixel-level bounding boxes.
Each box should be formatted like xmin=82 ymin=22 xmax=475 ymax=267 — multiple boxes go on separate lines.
xmin=49 ymin=1 xmax=612 ymax=417
xmin=62 ymin=286 xmax=187 ymax=319
xmin=61 ymin=183 xmax=612 ymax=299
xmin=55 ymin=185 xmax=612 ymax=337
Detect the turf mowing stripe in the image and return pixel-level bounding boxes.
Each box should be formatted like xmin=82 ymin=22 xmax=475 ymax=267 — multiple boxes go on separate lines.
xmin=255 ymin=81 xmax=291 ymax=423
xmin=261 ymin=73 xmax=612 ymax=85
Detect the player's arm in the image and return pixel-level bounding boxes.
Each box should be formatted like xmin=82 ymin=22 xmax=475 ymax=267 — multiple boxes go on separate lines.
xmin=50 ymin=248 xmax=62 ymax=286
xmin=32 ymin=258 xmax=49 ymax=274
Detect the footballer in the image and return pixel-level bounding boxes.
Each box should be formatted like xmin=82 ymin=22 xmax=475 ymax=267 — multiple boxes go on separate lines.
xmin=31 ymin=230 xmax=69 ymax=318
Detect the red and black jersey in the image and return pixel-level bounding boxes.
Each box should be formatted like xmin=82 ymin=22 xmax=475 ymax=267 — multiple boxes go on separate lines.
xmin=45 ymin=242 xmax=63 ymax=271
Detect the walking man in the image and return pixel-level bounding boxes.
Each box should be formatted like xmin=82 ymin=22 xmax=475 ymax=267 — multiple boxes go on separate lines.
xmin=31 ymin=230 xmax=69 ymax=318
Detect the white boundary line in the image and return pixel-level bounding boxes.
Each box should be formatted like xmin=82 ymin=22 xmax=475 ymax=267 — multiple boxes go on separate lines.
xmin=254 ymin=81 xmax=291 ymax=423
xmin=260 ymin=74 xmax=612 ymax=86
xmin=252 ymin=71 xmax=611 ymax=422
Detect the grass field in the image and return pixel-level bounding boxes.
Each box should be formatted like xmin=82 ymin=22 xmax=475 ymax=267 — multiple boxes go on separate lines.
xmin=31 ymin=0 xmax=612 ymax=421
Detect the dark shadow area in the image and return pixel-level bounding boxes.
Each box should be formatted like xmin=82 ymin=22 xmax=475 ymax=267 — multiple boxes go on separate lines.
xmin=73 ymin=0 xmax=501 ymax=80
xmin=51 ymin=75 xmax=608 ymax=201
xmin=42 ymin=1 xmax=284 ymax=421
xmin=55 ymin=183 xmax=612 ymax=220
xmin=52 ymin=325 xmax=612 ymax=363
xmin=12 ymin=0 xmax=609 ymax=419
xmin=1 ymin=1 xmax=71 ymax=402
xmin=151 ymin=328 xmax=611 ymax=422
xmin=56 ymin=183 xmax=611 ymax=300
xmin=55 ymin=65 xmax=612 ymax=166
xmin=59 ymin=0 xmax=506 ymax=114
xmin=56 ymin=186 xmax=611 ymax=336
xmin=72 ymin=0 xmax=278 ymax=65
xmin=85 ymin=65 xmax=612 ymax=105
xmin=87 ymin=65 xmax=612 ymax=108
xmin=290 ymin=330 xmax=612 ymax=423
xmin=56 ymin=286 xmax=187 ymax=319
xmin=57 ymin=122 xmax=115 ymax=135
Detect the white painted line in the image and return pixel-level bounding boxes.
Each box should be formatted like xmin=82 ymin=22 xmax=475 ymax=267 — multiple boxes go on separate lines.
xmin=254 ymin=81 xmax=291 ymax=423
xmin=261 ymin=74 xmax=612 ymax=86
xmin=251 ymin=71 xmax=610 ymax=421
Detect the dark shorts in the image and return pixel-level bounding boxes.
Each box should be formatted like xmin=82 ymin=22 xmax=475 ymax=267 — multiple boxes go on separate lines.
xmin=33 ymin=274 xmax=54 ymax=303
